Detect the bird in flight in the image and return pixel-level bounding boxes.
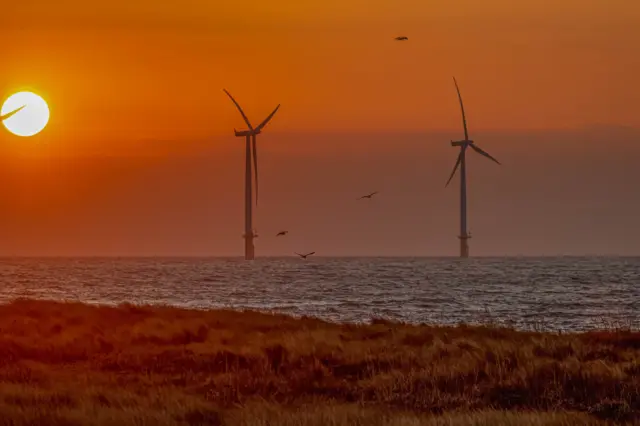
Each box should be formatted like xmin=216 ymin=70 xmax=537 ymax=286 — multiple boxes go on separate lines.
xmin=276 ymin=231 xmax=288 ymax=237
xmin=395 ymin=36 xmax=408 ymax=41
xmin=295 ymin=252 xmax=315 ymax=259
xmin=358 ymin=191 xmax=379 ymax=200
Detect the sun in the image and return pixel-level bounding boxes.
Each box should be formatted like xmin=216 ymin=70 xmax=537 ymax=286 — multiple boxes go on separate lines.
xmin=1 ymin=92 xmax=50 ymax=137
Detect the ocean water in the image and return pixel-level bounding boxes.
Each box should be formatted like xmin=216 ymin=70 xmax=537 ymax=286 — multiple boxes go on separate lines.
xmin=0 ymin=257 xmax=638 ymax=331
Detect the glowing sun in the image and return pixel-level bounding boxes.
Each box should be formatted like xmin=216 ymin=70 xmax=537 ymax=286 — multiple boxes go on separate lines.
xmin=1 ymin=92 xmax=50 ymax=137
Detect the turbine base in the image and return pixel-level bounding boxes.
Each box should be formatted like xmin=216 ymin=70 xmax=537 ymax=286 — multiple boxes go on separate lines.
xmin=458 ymin=234 xmax=470 ymax=258
xmin=244 ymin=235 xmax=255 ymax=260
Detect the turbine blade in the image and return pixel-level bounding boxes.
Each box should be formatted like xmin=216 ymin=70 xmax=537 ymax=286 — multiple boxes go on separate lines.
xmin=470 ymin=144 xmax=501 ymax=165
xmin=252 ymin=134 xmax=259 ymax=205
xmin=223 ymin=89 xmax=254 ymax=131
xmin=453 ymin=77 xmax=469 ymax=141
xmin=446 ymin=152 xmax=463 ymax=187
xmin=0 ymin=105 xmax=26 ymax=121
xmin=255 ymin=104 xmax=280 ymax=132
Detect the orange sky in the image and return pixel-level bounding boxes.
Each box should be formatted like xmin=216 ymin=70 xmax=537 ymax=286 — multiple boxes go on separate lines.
xmin=1 ymin=0 xmax=638 ymax=150
xmin=0 ymin=0 xmax=638 ymax=255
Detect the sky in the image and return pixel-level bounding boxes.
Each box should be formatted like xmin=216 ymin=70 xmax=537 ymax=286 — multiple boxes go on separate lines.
xmin=0 ymin=0 xmax=638 ymax=256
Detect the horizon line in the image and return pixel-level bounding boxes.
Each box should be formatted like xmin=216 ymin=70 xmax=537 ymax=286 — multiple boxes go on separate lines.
xmin=0 ymin=254 xmax=637 ymax=259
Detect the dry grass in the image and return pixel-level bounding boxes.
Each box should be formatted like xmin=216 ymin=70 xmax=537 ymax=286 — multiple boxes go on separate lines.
xmin=0 ymin=299 xmax=637 ymax=425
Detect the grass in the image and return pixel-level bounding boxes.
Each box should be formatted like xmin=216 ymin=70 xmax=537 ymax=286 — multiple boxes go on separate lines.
xmin=0 ymin=298 xmax=637 ymax=425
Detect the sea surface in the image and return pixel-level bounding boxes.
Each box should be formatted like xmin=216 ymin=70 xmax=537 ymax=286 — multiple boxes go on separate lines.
xmin=0 ymin=257 xmax=638 ymax=331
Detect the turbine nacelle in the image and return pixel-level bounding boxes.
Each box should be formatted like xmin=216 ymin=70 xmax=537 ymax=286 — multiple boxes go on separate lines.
xmin=234 ymin=129 xmax=260 ymax=137
xmin=451 ymin=139 xmax=473 ymax=147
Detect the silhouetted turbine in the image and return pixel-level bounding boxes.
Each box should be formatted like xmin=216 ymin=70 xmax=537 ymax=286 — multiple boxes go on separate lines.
xmin=224 ymin=90 xmax=280 ymax=260
xmin=445 ymin=77 xmax=500 ymax=258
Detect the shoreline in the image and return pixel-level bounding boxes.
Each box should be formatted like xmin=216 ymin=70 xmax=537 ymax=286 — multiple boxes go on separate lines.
xmin=0 ymin=297 xmax=636 ymax=334
xmin=0 ymin=299 xmax=638 ymax=425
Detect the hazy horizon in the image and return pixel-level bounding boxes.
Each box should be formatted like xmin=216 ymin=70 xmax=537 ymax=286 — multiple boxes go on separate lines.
xmin=0 ymin=127 xmax=638 ymax=257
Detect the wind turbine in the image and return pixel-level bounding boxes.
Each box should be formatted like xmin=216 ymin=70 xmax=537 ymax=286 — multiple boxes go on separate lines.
xmin=0 ymin=105 xmax=25 ymax=121
xmin=223 ymin=90 xmax=280 ymax=260
xmin=445 ymin=77 xmax=500 ymax=258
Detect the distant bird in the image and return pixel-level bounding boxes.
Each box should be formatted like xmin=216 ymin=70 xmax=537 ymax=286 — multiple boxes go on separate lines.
xmin=276 ymin=231 xmax=288 ymax=237
xmin=395 ymin=36 xmax=408 ymax=41
xmin=358 ymin=191 xmax=379 ymax=200
xmin=295 ymin=252 xmax=315 ymax=259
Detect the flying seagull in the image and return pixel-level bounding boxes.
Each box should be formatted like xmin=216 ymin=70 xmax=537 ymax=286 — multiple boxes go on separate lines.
xmin=0 ymin=105 xmax=26 ymax=121
xmin=358 ymin=191 xmax=379 ymax=200
xmin=276 ymin=231 xmax=288 ymax=237
xmin=395 ymin=36 xmax=408 ymax=41
xmin=295 ymin=252 xmax=315 ymax=259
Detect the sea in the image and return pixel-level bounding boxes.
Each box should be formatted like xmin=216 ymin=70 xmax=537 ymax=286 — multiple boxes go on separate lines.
xmin=0 ymin=257 xmax=638 ymax=332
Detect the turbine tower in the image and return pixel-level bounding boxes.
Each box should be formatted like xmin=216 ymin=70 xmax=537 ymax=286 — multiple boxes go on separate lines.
xmin=445 ymin=77 xmax=500 ymax=258
xmin=223 ymin=90 xmax=280 ymax=260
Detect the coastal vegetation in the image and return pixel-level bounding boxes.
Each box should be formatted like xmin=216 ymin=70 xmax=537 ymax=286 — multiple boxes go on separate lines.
xmin=0 ymin=299 xmax=637 ymax=425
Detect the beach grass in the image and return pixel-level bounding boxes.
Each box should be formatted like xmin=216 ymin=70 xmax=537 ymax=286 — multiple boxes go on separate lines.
xmin=0 ymin=299 xmax=637 ymax=425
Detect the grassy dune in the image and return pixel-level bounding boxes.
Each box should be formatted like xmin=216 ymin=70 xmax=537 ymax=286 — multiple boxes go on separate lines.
xmin=0 ymin=299 xmax=637 ymax=425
